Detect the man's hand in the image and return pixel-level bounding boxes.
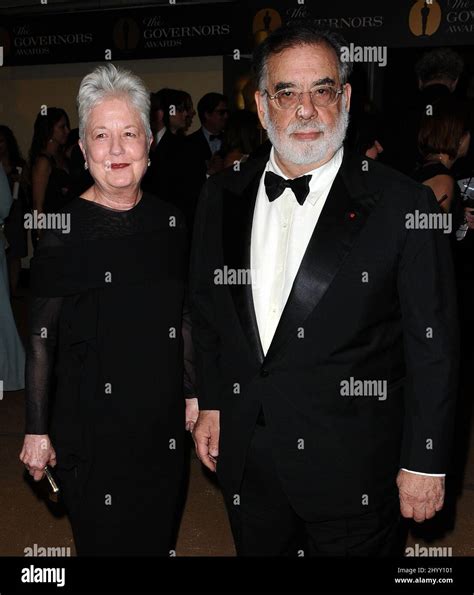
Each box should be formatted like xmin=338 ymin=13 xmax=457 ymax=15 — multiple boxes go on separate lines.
xmin=192 ymin=410 xmax=220 ymax=472
xmin=397 ymin=470 xmax=445 ymax=522
xmin=185 ymin=397 xmax=199 ymax=432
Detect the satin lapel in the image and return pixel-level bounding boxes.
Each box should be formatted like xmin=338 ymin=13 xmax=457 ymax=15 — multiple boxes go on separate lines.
xmin=264 ymin=154 xmax=381 ymax=364
xmin=222 ymin=167 xmax=265 ymax=364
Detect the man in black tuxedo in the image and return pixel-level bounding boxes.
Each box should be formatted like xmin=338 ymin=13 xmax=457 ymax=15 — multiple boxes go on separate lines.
xmin=142 ymin=89 xmax=194 ymax=228
xmin=186 ymin=92 xmax=229 ymax=186
xmin=190 ymin=23 xmax=459 ymax=556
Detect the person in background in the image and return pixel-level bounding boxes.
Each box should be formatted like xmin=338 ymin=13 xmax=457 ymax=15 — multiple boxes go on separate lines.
xmin=415 ymin=47 xmax=463 ymax=104
xmin=385 ymin=48 xmax=464 ymax=174
xmin=180 ymin=91 xmax=196 ymax=134
xmin=28 ymin=107 xmax=71 ymax=246
xmin=219 ymin=110 xmax=262 ymax=169
xmin=142 ymin=90 xmax=195 ymax=228
xmin=186 ymin=92 xmax=229 ymax=181
xmin=65 ymin=128 xmax=94 ymax=197
xmin=0 ymin=162 xmax=25 ymax=390
xmin=413 ymin=97 xmax=470 ymax=217
xmin=152 ymin=88 xmax=193 ymax=136
xmin=0 ymin=125 xmax=28 ymax=296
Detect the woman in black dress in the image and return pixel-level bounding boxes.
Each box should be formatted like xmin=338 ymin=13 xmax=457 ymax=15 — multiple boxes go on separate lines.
xmin=28 ymin=107 xmax=72 ymax=249
xmin=19 ymin=64 xmax=198 ymax=556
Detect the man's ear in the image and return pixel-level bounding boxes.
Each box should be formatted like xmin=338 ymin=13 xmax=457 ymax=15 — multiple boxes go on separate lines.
xmin=254 ymin=90 xmax=267 ymax=130
xmin=343 ymin=83 xmax=352 ymax=113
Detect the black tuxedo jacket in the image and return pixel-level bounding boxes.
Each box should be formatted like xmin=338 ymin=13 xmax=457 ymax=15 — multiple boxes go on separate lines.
xmin=186 ymin=128 xmax=212 ymax=190
xmin=142 ymin=129 xmax=196 ymax=228
xmin=187 ymin=127 xmax=212 ymax=160
xmin=190 ymin=148 xmax=459 ymax=520
xmin=142 ymin=129 xmax=182 ymax=193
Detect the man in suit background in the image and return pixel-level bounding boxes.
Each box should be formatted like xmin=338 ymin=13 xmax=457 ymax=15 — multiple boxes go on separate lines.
xmin=186 ymin=92 xmax=229 ymax=184
xmin=190 ymin=23 xmax=459 ymax=556
xmin=142 ymin=89 xmax=195 ymax=228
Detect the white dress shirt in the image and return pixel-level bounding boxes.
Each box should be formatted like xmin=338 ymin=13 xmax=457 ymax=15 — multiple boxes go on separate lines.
xmin=249 ymin=146 xmax=443 ymax=478
xmin=251 ymin=145 xmax=343 ymax=356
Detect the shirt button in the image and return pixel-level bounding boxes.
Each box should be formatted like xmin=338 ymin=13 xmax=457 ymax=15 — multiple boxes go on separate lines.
xmin=260 ymin=368 xmax=269 ymax=378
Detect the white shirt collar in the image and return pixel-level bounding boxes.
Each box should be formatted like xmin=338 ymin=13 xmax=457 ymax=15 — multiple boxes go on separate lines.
xmin=155 ymin=127 xmax=167 ymax=145
xmin=267 ymin=145 xmax=344 ymax=206
xmin=202 ymin=126 xmax=221 ymax=142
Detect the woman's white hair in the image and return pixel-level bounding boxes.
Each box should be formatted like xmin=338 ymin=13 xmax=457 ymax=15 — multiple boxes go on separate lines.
xmin=77 ymin=63 xmax=151 ymax=142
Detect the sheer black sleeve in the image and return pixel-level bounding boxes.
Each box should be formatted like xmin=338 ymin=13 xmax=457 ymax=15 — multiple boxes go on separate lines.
xmin=24 ymin=231 xmax=64 ymax=435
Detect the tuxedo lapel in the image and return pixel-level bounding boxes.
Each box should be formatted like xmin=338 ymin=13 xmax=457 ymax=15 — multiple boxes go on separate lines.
xmin=222 ymin=162 xmax=266 ymax=364
xmin=264 ymin=152 xmax=381 ymax=364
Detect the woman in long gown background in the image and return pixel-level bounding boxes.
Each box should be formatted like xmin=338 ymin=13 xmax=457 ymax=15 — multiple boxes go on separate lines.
xmin=0 ymin=163 xmax=25 ymax=391
xmin=19 ymin=64 xmax=198 ymax=556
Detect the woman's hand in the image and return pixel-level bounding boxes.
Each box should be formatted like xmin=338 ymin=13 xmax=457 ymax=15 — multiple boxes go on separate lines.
xmin=185 ymin=397 xmax=199 ymax=433
xmin=19 ymin=434 xmax=57 ymax=481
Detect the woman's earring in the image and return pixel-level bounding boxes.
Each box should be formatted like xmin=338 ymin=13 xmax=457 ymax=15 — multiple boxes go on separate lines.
xmin=147 ymin=157 xmax=151 ymax=167
xmin=84 ymin=161 xmax=88 ymax=170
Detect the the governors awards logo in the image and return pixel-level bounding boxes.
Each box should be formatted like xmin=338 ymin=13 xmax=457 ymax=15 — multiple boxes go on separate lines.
xmin=409 ymin=0 xmax=442 ymax=36
xmin=253 ymin=8 xmax=282 ymax=45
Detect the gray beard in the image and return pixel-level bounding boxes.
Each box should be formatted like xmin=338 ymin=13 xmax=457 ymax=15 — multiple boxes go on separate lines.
xmin=263 ymin=101 xmax=349 ymax=166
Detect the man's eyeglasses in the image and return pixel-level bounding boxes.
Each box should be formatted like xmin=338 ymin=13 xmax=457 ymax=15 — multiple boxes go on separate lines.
xmin=263 ymin=85 xmax=345 ymax=110
xmin=214 ymin=109 xmax=230 ymax=116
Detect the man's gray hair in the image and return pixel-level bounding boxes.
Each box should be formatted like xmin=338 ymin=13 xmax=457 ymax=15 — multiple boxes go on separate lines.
xmin=77 ymin=63 xmax=152 ymax=141
xmin=252 ymin=22 xmax=353 ymax=92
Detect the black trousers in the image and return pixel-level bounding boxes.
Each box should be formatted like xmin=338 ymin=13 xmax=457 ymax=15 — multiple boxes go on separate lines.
xmin=225 ymin=423 xmax=404 ymax=557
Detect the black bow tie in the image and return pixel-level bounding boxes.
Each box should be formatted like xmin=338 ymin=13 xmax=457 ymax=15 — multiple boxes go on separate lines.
xmin=209 ymin=133 xmax=222 ymax=141
xmin=264 ymin=171 xmax=312 ymax=206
